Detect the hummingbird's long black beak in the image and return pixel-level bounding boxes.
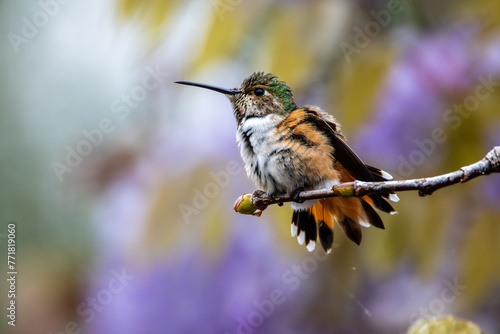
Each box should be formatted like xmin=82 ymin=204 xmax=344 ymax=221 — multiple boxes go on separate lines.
xmin=175 ymin=81 xmax=241 ymax=95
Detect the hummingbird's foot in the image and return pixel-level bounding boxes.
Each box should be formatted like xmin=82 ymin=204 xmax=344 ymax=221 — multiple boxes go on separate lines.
xmin=290 ymin=187 xmax=305 ymax=203
xmin=267 ymin=192 xmax=284 ymax=206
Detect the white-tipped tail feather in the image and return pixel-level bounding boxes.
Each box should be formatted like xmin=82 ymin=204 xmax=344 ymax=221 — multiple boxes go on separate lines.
xmin=306 ymin=240 xmax=316 ymax=252
xmin=389 ymin=194 xmax=400 ymax=202
xmin=358 ymin=219 xmax=371 ymax=228
xmin=381 ymin=170 xmax=393 ymax=180
xmin=297 ymin=231 xmax=305 ymax=245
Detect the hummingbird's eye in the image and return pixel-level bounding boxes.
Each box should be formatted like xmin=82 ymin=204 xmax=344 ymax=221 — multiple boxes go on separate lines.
xmin=254 ymin=88 xmax=266 ymax=96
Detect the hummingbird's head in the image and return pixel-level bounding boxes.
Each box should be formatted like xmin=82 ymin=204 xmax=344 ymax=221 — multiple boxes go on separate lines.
xmin=175 ymin=72 xmax=297 ymax=125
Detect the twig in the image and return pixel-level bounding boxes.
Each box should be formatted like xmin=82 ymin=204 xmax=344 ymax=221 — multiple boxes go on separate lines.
xmin=233 ymin=146 xmax=500 ymax=215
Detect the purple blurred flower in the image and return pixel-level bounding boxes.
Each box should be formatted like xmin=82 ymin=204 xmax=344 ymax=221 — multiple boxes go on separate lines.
xmin=85 ymin=220 xmax=307 ymax=334
xmin=353 ymin=27 xmax=481 ymax=172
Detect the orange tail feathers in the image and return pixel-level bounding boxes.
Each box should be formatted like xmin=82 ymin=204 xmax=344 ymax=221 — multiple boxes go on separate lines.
xmin=291 ymin=196 xmax=389 ymax=253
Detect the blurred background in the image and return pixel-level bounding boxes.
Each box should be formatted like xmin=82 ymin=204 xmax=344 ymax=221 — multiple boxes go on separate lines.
xmin=1 ymin=0 xmax=500 ymax=333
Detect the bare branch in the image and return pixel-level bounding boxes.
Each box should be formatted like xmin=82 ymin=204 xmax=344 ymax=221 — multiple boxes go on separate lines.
xmin=234 ymin=146 xmax=500 ymax=215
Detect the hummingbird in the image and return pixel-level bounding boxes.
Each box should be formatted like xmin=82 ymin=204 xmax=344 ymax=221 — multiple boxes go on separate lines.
xmin=175 ymin=72 xmax=398 ymax=254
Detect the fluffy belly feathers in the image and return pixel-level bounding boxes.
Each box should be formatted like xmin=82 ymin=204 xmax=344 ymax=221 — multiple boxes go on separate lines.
xmin=237 ymin=114 xmax=338 ymax=196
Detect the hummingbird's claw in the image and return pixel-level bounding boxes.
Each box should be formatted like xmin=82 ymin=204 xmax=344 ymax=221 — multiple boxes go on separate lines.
xmin=290 ymin=187 xmax=305 ymax=203
xmin=267 ymin=192 xmax=284 ymax=206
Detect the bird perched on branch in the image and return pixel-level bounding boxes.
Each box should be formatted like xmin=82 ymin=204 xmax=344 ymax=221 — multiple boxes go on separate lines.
xmin=176 ymin=72 xmax=398 ymax=254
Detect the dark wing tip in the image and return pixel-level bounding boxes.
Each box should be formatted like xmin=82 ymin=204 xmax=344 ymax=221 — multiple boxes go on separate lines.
xmin=370 ymin=194 xmax=395 ymax=214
